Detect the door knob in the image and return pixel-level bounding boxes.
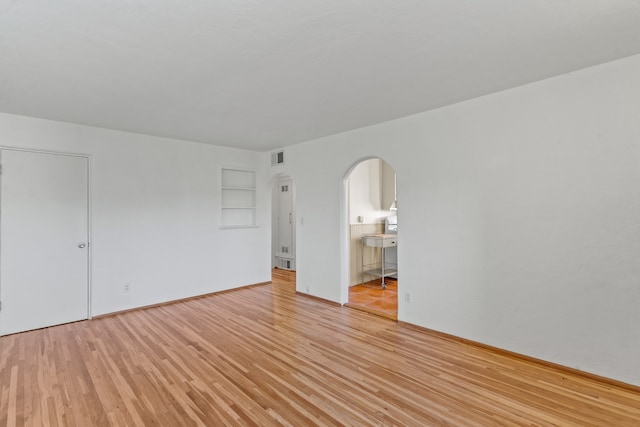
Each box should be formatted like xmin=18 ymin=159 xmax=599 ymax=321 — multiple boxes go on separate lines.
xmin=78 ymin=242 xmax=86 ymax=248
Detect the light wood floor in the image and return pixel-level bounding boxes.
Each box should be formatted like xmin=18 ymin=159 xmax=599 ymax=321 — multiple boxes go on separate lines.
xmin=1 ymin=269 xmax=640 ymax=426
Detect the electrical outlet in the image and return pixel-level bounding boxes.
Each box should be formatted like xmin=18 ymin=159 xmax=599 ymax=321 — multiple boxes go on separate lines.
xmin=123 ymin=282 xmax=131 ymax=293
xmin=404 ymin=292 xmax=411 ymax=303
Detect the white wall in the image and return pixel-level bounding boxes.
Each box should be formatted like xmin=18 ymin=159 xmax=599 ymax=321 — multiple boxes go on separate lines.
xmin=349 ymin=158 xmax=396 ymax=224
xmin=349 ymin=159 xmax=381 ymax=224
xmin=380 ymin=159 xmax=396 ymax=213
xmin=0 ymin=113 xmax=271 ymax=316
xmin=268 ymin=53 xmax=640 ymax=386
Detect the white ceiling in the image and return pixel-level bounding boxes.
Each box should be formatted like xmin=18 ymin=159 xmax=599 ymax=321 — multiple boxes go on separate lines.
xmin=2 ymin=1 xmax=640 ymax=151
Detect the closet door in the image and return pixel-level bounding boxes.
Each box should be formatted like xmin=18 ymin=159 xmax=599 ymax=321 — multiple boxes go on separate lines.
xmin=0 ymin=149 xmax=89 ymax=335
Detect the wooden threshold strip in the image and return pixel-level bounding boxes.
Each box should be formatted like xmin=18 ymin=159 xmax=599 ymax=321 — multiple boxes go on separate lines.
xmin=344 ymin=302 xmax=398 ymax=320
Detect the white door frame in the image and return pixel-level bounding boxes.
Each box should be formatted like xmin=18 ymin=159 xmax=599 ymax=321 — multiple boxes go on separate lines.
xmin=0 ymin=146 xmax=92 ymax=322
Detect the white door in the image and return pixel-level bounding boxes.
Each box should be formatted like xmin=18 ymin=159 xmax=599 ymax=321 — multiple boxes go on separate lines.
xmin=276 ymin=178 xmax=294 ymax=263
xmin=0 ymin=149 xmax=89 ymax=336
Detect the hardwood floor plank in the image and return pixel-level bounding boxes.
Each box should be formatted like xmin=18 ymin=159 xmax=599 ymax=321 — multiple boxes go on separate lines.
xmin=1 ymin=269 xmax=640 ymax=426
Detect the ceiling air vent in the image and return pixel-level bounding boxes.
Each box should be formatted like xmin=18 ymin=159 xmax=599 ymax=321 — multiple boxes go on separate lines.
xmin=271 ymin=150 xmax=285 ymax=166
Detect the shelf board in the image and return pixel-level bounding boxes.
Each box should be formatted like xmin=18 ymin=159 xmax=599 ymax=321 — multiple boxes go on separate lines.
xmin=221 ymin=187 xmax=256 ymax=191
xmin=363 ymin=263 xmax=397 ymax=268
xmin=363 ymin=268 xmax=398 ymax=277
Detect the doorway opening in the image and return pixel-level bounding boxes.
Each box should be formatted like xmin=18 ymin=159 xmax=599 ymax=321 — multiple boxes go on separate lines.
xmin=271 ymin=175 xmax=296 ymax=284
xmin=344 ymin=158 xmax=398 ymax=320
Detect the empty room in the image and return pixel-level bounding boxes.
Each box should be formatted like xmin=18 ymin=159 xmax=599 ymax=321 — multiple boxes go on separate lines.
xmin=1 ymin=1 xmax=640 ymax=425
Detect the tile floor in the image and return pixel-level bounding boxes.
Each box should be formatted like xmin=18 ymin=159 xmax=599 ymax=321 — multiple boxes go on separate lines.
xmin=347 ymin=278 xmax=398 ymax=320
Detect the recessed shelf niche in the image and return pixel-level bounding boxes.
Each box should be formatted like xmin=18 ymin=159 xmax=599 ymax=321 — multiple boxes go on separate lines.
xmin=220 ymin=168 xmax=257 ymax=228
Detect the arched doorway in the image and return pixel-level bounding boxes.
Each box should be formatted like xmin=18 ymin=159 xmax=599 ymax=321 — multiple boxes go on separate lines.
xmin=343 ymin=158 xmax=398 ymax=320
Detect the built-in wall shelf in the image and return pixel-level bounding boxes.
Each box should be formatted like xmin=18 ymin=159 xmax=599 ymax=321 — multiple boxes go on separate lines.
xmin=220 ymin=168 xmax=257 ymax=228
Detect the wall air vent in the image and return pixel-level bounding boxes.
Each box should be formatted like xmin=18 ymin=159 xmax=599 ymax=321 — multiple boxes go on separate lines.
xmin=271 ymin=150 xmax=285 ymax=166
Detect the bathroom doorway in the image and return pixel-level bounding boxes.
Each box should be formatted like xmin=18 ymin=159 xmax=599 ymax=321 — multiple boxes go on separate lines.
xmin=345 ymin=158 xmax=398 ymax=319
